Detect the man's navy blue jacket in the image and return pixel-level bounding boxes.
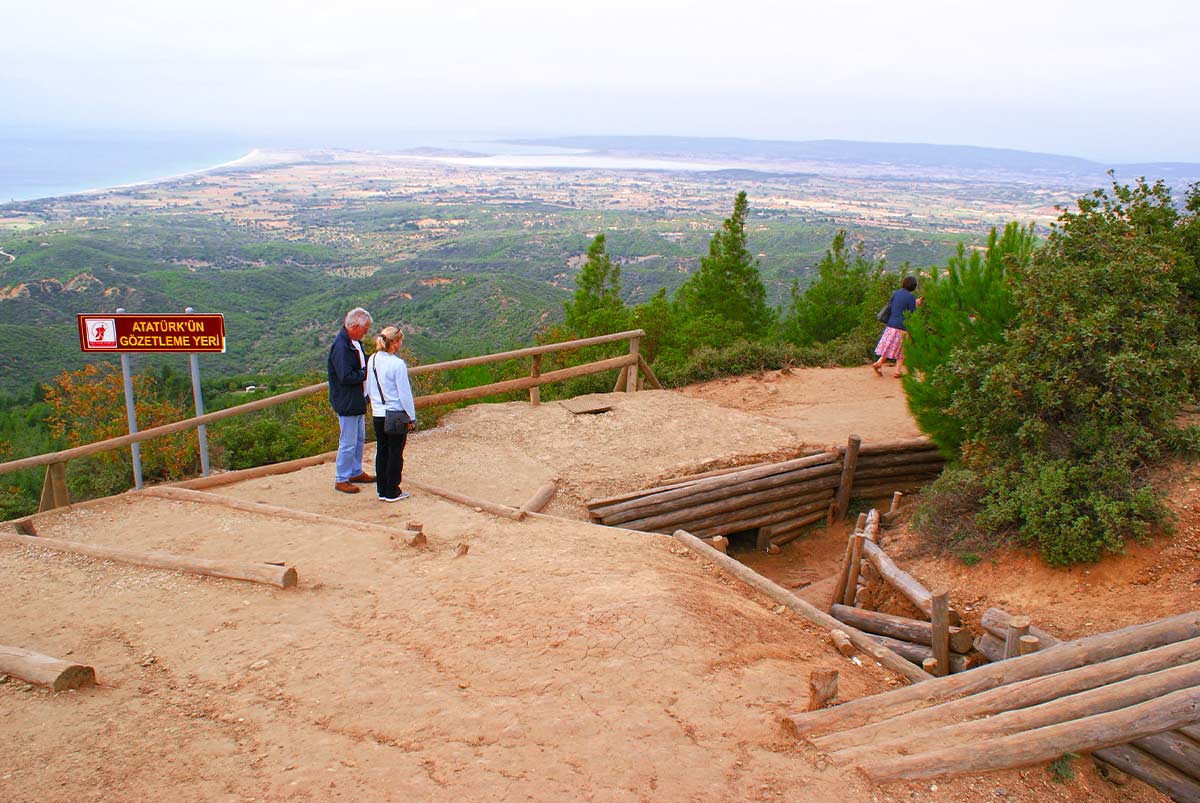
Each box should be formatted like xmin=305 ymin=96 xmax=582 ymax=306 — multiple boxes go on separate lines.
xmin=327 ymin=327 xmax=368 ymax=416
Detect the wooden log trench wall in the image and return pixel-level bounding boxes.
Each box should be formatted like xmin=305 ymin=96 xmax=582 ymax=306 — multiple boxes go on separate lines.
xmin=585 ymin=436 xmax=945 ymax=547
xmin=827 ymin=507 xmax=975 ymax=678
xmin=783 ymin=609 xmax=1200 ymax=801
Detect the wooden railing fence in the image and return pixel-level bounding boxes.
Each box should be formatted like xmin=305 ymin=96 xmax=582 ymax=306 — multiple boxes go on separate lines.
xmin=1 ymin=329 xmax=654 ymax=513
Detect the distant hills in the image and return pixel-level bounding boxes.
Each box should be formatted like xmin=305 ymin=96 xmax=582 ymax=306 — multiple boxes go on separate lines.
xmin=509 ymin=136 xmax=1200 ymax=182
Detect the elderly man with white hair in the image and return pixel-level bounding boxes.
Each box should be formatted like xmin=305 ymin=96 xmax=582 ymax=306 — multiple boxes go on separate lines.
xmin=327 ymin=307 xmax=375 ymax=493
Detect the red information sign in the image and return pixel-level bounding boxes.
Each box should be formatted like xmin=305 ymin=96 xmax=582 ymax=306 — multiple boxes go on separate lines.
xmin=77 ymin=313 xmax=226 ymax=353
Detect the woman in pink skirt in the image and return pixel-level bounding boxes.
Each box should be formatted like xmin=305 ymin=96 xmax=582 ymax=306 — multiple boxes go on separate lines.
xmin=873 ymin=276 xmax=918 ymax=377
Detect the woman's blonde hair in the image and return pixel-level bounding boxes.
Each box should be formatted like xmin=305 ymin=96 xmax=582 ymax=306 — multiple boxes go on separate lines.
xmin=374 ymin=325 xmax=403 ymax=352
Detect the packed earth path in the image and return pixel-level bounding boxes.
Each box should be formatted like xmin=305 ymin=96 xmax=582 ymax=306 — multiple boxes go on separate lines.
xmin=1 ymin=366 xmax=1189 ymax=803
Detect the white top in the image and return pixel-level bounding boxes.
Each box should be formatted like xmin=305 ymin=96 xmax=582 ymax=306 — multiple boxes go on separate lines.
xmin=366 ymin=351 xmax=417 ymax=421
xmin=350 ymin=339 xmax=366 ymax=395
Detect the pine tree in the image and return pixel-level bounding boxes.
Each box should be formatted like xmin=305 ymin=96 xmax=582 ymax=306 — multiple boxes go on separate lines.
xmin=781 ymin=230 xmax=890 ymax=346
xmin=902 ymin=221 xmax=1036 ymax=453
xmin=676 ymin=191 xmax=773 ymax=338
xmin=564 ymin=234 xmax=628 ymax=338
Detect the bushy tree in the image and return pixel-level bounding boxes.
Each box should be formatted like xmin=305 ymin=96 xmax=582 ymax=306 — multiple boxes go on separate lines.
xmin=781 ymin=230 xmax=892 ymax=346
xmin=676 ymin=191 xmax=774 ymax=340
xmin=934 ymin=178 xmax=1200 ymax=564
xmin=564 ymin=234 xmax=629 ymax=338
xmin=903 ymin=222 xmax=1037 ymax=453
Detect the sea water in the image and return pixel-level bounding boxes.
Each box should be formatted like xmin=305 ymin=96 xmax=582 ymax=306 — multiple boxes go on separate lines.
xmin=0 ymin=129 xmax=254 ymax=204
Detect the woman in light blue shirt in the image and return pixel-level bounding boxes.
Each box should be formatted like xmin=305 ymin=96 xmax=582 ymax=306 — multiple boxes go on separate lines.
xmin=366 ymin=326 xmax=417 ymax=502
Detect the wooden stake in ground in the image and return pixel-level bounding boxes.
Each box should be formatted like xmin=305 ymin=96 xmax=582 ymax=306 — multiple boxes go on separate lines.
xmin=1 ymin=529 xmax=297 ymax=588
xmin=807 ymin=669 xmax=839 ymax=711
xmin=930 ymin=590 xmax=951 ymax=678
xmin=0 ymin=645 xmax=95 ymax=692
xmin=833 ymin=435 xmax=861 ymax=521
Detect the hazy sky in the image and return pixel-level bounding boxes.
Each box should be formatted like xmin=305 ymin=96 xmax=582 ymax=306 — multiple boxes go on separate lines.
xmin=4 ymin=0 xmax=1198 ymax=162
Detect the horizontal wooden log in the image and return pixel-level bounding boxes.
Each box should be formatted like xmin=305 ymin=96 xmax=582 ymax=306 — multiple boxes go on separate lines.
xmin=768 ymin=509 xmax=831 ymax=547
xmin=173 ymin=450 xmax=336 ymax=490
xmin=785 ymin=610 xmax=1200 ymax=739
xmin=861 ymin=686 xmax=1200 ymax=783
xmin=589 ymin=451 xmax=839 ymax=521
xmin=1181 ymin=724 xmax=1200 ymax=742
xmin=597 ymin=460 xmax=841 ymax=525
xmin=834 ymin=659 xmax=1200 ymax=765
xmin=830 ymin=605 xmax=972 ymax=654
xmin=815 ymin=635 xmax=1200 ymax=755
xmin=852 ymin=465 xmax=944 ymax=482
xmin=857 ymin=438 xmax=937 ymax=455
xmin=418 ymin=353 xmax=637 ymax=408
xmin=518 ymin=481 xmax=557 ymax=515
xmin=0 ymin=645 xmax=96 ymax=691
xmin=1093 ymin=745 xmax=1200 ymax=803
xmin=860 ymin=540 xmax=960 ymax=626
xmin=1 ymin=529 xmax=297 ymax=588
xmin=619 ymin=478 xmax=838 ymax=533
xmin=981 ymin=608 xmax=1061 ymax=647
xmin=673 ymin=530 xmax=930 ymax=684
xmin=866 ymin=634 xmax=971 ymax=673
xmin=854 ymin=449 xmax=945 ymax=469
xmin=586 ymin=456 xmax=811 ymax=510
xmin=140 ymin=486 xmax=433 ymax=542
xmin=690 ymin=497 xmax=833 ymax=539
xmin=849 ymin=482 xmax=936 ymax=499
xmin=1137 ymin=730 xmax=1200 ymax=779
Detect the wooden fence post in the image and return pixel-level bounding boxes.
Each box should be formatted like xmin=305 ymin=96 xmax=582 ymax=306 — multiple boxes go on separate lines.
xmin=530 ymin=354 xmax=541 ymax=406
xmin=843 ymin=533 xmax=867 ymax=607
xmin=833 ymin=435 xmax=861 ymax=521
xmin=1005 ymin=616 xmax=1032 ymax=659
xmin=931 ymin=590 xmax=951 ymax=677
xmin=626 ymin=336 xmax=641 ymax=394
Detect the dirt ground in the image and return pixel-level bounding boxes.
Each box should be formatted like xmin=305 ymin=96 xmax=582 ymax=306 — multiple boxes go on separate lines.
xmin=0 ymin=366 xmax=1186 ymax=802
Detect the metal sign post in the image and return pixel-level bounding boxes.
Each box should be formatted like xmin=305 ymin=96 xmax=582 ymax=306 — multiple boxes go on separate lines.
xmin=114 ymin=308 xmax=145 ymax=490
xmin=185 ymin=307 xmax=211 ymax=476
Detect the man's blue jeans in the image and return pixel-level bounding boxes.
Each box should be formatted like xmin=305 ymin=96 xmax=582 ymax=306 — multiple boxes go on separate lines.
xmin=335 ymin=414 xmax=366 ymax=483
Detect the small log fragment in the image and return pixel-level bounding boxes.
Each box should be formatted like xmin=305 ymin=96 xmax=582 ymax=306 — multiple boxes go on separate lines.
xmin=861 ymin=686 xmax=1200 ymax=784
xmin=0 ymin=645 xmax=96 ymax=691
xmin=1 ymin=530 xmax=297 ymax=588
xmin=854 ymin=586 xmax=873 ymax=608
xmin=673 ymin=530 xmax=930 ymax=684
xmin=1004 ymin=616 xmax=1032 ymax=659
xmin=930 ymin=590 xmax=951 ymax=678
xmin=785 ymin=611 xmax=1200 ymax=739
xmin=1092 ymin=745 xmax=1200 ymax=803
xmin=453 ymin=543 xmax=469 ymax=558
xmin=406 ymin=521 xmax=424 ymax=533
xmin=922 ymin=657 xmax=939 ymax=675
xmin=807 ymin=669 xmax=840 ymax=711
xmin=710 ymin=535 xmax=729 ymax=554
xmin=830 ymin=603 xmax=973 ymax=653
xmin=833 ymin=435 xmax=861 ymax=521
xmin=1019 ymin=635 xmax=1041 ymax=655
xmin=889 ymin=491 xmax=903 ymax=514
xmin=519 ymin=481 xmax=558 ymax=515
xmin=830 ymin=630 xmax=856 ymax=657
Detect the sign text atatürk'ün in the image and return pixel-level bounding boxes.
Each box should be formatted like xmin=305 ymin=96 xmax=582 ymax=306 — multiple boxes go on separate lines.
xmin=77 ymin=313 xmax=226 ymax=353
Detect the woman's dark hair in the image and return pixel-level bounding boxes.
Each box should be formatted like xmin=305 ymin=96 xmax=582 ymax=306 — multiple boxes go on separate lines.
xmin=901 ymin=276 xmax=917 ymax=292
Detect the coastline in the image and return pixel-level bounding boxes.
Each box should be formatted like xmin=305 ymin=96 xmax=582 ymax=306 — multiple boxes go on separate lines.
xmin=0 ymin=147 xmax=307 ymax=206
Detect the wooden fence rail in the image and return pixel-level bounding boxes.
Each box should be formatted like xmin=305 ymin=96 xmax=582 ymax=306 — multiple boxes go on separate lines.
xmin=0 ymin=329 xmax=648 ymax=510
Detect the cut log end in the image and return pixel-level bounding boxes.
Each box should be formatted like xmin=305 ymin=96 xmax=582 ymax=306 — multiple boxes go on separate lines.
xmin=807 ymin=669 xmax=840 ymax=711
xmin=280 ymin=567 xmax=299 ymax=589
xmin=53 ymin=664 xmax=96 ymax=692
